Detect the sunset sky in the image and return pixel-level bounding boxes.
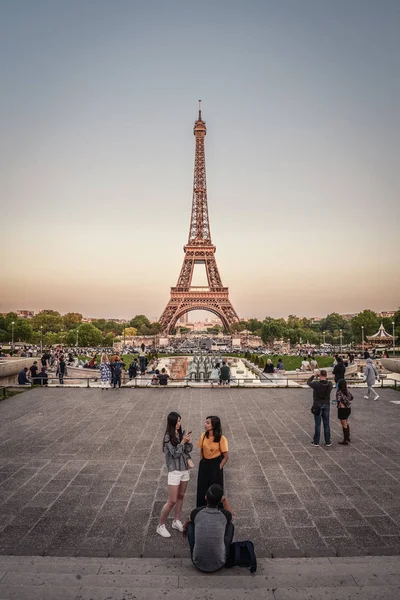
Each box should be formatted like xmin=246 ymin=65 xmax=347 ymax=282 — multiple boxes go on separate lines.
xmin=1 ymin=0 xmax=399 ymax=321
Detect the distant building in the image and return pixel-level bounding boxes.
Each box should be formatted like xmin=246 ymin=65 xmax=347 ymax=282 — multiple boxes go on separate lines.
xmin=16 ymin=310 xmax=34 ymax=319
xmin=379 ymin=311 xmax=396 ymax=318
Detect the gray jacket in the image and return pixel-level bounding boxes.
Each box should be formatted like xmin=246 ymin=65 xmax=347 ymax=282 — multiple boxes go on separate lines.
xmin=364 ymin=359 xmax=379 ymax=386
xmin=163 ymin=431 xmax=193 ymax=472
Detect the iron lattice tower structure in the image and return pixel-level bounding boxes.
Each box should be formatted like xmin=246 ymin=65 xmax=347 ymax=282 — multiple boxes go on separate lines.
xmin=159 ymin=102 xmax=240 ymax=333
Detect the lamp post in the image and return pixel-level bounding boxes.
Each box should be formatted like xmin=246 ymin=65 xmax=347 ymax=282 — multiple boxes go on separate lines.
xmin=76 ymin=328 xmax=79 ymax=348
xmin=40 ymin=325 xmax=43 ymax=354
xmin=393 ymin=322 xmax=396 ymax=356
xmin=340 ymin=329 xmax=343 ymax=353
xmin=323 ymin=331 xmax=326 ymax=347
xmin=11 ymin=321 xmax=15 ymax=347
xmin=123 ymin=329 xmax=126 ymax=351
xmin=361 ymin=326 xmax=364 ymax=354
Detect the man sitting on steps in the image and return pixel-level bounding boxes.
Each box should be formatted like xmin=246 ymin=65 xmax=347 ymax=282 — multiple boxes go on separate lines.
xmin=183 ymin=484 xmax=234 ymax=572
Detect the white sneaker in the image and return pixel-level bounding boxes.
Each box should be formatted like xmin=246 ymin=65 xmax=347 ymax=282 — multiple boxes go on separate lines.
xmin=172 ymin=520 xmax=184 ymax=532
xmin=156 ymin=524 xmax=171 ymax=538
xmin=374 ymin=395 xmax=380 ymax=401
xmin=364 ymin=395 xmax=369 ymax=399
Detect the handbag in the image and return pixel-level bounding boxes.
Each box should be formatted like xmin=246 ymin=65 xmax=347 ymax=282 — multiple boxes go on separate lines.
xmin=311 ymin=405 xmax=321 ymax=416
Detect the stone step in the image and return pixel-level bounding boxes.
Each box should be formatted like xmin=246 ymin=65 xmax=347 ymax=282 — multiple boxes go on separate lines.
xmin=0 ymin=556 xmax=399 ymax=599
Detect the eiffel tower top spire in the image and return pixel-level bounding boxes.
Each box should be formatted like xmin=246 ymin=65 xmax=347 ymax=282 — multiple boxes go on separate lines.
xmin=188 ymin=101 xmax=211 ymax=245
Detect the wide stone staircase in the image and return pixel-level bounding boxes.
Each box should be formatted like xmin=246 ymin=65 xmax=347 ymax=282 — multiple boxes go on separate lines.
xmin=0 ymin=555 xmax=399 ymax=599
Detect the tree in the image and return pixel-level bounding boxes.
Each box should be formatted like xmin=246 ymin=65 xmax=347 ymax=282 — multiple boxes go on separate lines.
xmin=5 ymin=312 xmax=18 ymax=328
xmin=103 ymin=333 xmax=115 ymax=346
xmin=123 ymin=327 xmax=137 ymax=337
xmin=245 ymin=318 xmax=263 ymax=335
xmin=91 ymin=319 xmax=106 ymax=332
xmin=32 ymin=310 xmax=63 ymax=334
xmin=261 ymin=321 xmax=283 ymax=345
xmin=75 ymin=323 xmax=103 ymax=347
xmin=319 ymin=313 xmax=346 ymax=334
xmin=287 ymin=315 xmax=301 ymax=330
xmin=43 ymin=332 xmax=62 ymax=346
xmin=130 ymin=315 xmax=151 ymax=330
xmin=351 ymin=310 xmax=380 ymax=343
xmin=11 ymin=319 xmax=33 ymax=342
xmin=0 ymin=329 xmax=8 ymax=343
xmin=231 ymin=321 xmax=247 ymax=333
xmin=63 ymin=313 xmax=83 ymax=330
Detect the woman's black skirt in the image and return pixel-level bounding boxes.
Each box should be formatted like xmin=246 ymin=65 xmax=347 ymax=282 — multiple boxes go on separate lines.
xmin=338 ymin=407 xmax=351 ymax=420
xmin=196 ymin=455 xmax=223 ymax=507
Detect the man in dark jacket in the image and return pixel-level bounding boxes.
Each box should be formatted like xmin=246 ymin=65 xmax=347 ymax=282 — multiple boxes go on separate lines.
xmin=332 ymin=357 xmax=346 ymax=388
xmin=29 ymin=361 xmax=39 ymax=380
xmin=18 ymin=368 xmax=30 ymax=385
xmin=220 ymin=362 xmax=231 ymax=385
xmin=307 ymin=370 xmax=333 ymax=447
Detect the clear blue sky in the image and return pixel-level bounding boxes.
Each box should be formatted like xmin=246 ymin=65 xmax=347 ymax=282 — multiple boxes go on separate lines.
xmin=1 ymin=0 xmax=399 ymax=320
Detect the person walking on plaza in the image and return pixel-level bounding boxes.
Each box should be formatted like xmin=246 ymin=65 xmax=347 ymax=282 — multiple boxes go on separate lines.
xmin=139 ymin=344 xmax=147 ymax=375
xmin=128 ymin=358 xmax=139 ymax=380
xmin=332 ymin=356 xmax=346 ymax=390
xmin=364 ymin=357 xmax=380 ymax=401
xmin=336 ymin=379 xmax=353 ymax=445
xmin=209 ymin=363 xmax=220 ymax=387
xmin=157 ymin=411 xmax=193 ymax=539
xmin=196 ymin=416 xmax=229 ymax=507
xmin=307 ymin=370 xmax=333 ymax=447
xmin=183 ymin=484 xmax=234 ymax=572
xmin=99 ymin=353 xmax=111 ymax=390
xmin=112 ymin=356 xmax=124 ymax=389
xmin=220 ymin=361 xmax=231 ymax=385
xmin=57 ymin=355 xmax=66 ymax=384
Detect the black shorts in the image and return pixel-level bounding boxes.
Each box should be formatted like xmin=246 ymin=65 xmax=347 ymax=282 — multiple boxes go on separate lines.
xmin=338 ymin=407 xmax=351 ymax=420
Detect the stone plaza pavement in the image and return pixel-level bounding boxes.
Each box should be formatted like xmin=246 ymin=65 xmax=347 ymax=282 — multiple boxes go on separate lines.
xmin=1 ymin=386 xmax=400 ymax=560
xmin=2 ymin=387 xmax=400 ymax=598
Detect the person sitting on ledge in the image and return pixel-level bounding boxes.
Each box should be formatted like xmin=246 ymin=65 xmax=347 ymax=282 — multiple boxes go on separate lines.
xmin=263 ymin=359 xmax=275 ymax=374
xmin=35 ymin=367 xmax=48 ymax=386
xmin=18 ymin=367 xmax=31 ymax=385
xmin=276 ymin=358 xmax=285 ymax=371
xmin=183 ymin=484 xmax=234 ymax=573
xmin=151 ymin=369 xmax=160 ymax=385
xmin=158 ymin=368 xmax=170 ymax=385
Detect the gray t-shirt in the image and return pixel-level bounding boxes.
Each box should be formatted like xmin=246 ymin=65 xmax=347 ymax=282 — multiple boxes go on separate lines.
xmin=190 ymin=506 xmax=232 ymax=572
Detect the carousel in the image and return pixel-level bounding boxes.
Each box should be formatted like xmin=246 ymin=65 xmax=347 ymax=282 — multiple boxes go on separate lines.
xmin=370 ymin=322 xmax=400 ymax=374
xmin=367 ymin=322 xmax=395 ymax=348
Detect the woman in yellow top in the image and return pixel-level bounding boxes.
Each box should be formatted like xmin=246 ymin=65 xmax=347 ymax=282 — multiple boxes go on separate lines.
xmin=196 ymin=415 xmax=229 ymax=507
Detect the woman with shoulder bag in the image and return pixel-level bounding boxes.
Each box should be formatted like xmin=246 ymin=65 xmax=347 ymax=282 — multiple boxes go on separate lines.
xmin=157 ymin=412 xmax=193 ymax=539
xmin=336 ymin=379 xmax=353 ymax=445
xmin=196 ymin=415 xmax=229 ymax=507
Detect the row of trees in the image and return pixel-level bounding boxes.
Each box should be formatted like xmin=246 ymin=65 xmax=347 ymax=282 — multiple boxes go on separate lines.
xmin=0 ymin=311 xmax=162 ymax=347
xmin=233 ymin=309 xmax=400 ymax=347
xmin=1 ymin=308 xmax=398 ymax=348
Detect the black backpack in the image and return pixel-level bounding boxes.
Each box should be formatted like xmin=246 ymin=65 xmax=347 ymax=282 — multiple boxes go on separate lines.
xmin=226 ymin=540 xmax=257 ymax=572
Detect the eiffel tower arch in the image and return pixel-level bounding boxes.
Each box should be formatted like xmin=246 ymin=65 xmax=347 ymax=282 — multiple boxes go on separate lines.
xmin=159 ymin=102 xmax=240 ymax=334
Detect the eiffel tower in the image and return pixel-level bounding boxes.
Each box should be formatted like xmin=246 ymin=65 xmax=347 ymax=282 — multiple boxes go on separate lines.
xmin=159 ymin=102 xmax=240 ymax=334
